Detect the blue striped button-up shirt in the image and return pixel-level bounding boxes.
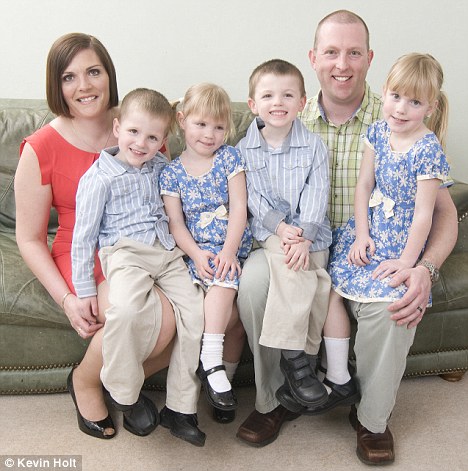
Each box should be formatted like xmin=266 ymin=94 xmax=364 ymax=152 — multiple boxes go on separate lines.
xmin=72 ymin=146 xmax=175 ymax=298
xmin=237 ymin=118 xmax=332 ymax=252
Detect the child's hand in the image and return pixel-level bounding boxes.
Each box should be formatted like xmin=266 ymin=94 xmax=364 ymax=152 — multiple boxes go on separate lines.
xmin=347 ymin=237 xmax=376 ymax=266
xmin=214 ymin=249 xmax=241 ymax=281
xmin=277 ymin=222 xmax=304 ymax=246
xmin=372 ymin=258 xmax=413 ymax=280
xmin=193 ymin=249 xmax=216 ymax=281
xmin=284 ymin=240 xmax=312 ymax=271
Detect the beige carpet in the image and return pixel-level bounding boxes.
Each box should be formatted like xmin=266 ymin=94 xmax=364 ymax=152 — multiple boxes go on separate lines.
xmin=0 ymin=375 xmax=467 ymax=471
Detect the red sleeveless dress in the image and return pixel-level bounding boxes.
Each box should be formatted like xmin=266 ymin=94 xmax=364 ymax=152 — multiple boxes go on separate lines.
xmin=20 ymin=124 xmax=105 ymax=292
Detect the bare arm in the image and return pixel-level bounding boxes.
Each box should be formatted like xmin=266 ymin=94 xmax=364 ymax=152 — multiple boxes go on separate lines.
xmin=373 ymin=178 xmax=440 ymax=278
xmin=215 ymin=171 xmax=247 ymax=280
xmin=388 ymin=187 xmax=458 ymax=327
xmin=162 ymin=194 xmax=215 ymax=280
xmin=348 ymin=144 xmax=376 ymax=266
xmin=14 ymin=144 xmax=101 ymax=337
xmin=420 ymin=187 xmax=458 ymax=266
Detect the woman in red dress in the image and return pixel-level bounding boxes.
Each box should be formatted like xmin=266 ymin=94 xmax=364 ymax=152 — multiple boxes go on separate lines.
xmin=15 ymin=33 xmax=176 ymax=439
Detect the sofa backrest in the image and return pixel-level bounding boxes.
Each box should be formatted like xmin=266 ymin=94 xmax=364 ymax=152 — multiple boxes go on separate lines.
xmin=166 ymin=101 xmax=255 ymax=157
xmin=0 ymin=99 xmax=56 ymax=234
xmin=0 ymin=98 xmax=255 ymax=236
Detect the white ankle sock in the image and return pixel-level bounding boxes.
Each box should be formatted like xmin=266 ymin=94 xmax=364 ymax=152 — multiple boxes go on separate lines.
xmin=323 ymin=337 xmax=351 ymax=389
xmin=200 ymin=333 xmax=231 ymax=393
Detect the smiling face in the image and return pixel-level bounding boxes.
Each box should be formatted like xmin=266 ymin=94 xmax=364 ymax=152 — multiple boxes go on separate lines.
xmin=248 ymin=73 xmax=306 ymax=132
xmin=382 ymin=89 xmax=434 ymax=139
xmin=178 ymin=113 xmax=227 ymax=158
xmin=113 ymin=106 xmax=168 ymax=168
xmin=61 ymin=48 xmax=110 ymax=120
xmin=309 ymin=21 xmax=373 ymax=111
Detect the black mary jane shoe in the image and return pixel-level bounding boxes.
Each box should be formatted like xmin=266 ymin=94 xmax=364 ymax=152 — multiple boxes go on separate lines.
xmin=67 ymin=367 xmax=116 ymax=439
xmin=196 ymin=363 xmax=238 ymax=411
xmin=276 ymin=376 xmax=360 ymax=416
xmin=110 ymin=393 xmax=159 ymax=436
xmin=301 ymin=377 xmax=360 ymax=416
xmin=212 ymin=406 xmax=236 ymax=424
xmin=160 ymin=406 xmax=206 ymax=447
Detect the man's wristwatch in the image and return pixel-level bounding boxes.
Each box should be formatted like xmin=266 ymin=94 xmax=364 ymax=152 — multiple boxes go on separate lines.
xmin=416 ymin=259 xmax=440 ymax=284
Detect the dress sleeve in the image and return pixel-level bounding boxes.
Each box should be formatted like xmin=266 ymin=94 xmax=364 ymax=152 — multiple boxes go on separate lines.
xmin=222 ymin=145 xmax=246 ymax=180
xmin=415 ymin=137 xmax=451 ymax=184
xmin=159 ymin=163 xmax=181 ymax=198
xmin=365 ymin=120 xmax=380 ymax=151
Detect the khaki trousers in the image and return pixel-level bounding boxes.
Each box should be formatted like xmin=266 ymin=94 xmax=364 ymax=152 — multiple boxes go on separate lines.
xmin=238 ymin=248 xmax=416 ymax=430
xmin=348 ymin=300 xmax=416 ymax=433
xmin=99 ymin=238 xmax=204 ymax=413
xmin=258 ymin=235 xmax=330 ymax=353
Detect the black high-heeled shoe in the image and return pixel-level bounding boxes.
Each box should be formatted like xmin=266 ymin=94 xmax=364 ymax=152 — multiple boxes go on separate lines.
xmin=67 ymin=367 xmax=116 ymax=439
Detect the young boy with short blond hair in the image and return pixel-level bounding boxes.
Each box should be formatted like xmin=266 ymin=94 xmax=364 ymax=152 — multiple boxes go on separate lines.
xmin=237 ymin=59 xmax=334 ymax=409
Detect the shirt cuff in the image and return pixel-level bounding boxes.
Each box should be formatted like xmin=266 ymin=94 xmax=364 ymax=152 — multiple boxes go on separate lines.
xmin=263 ymin=209 xmax=286 ymax=234
xmin=301 ymin=222 xmax=320 ymax=243
xmin=74 ymin=279 xmax=98 ymax=299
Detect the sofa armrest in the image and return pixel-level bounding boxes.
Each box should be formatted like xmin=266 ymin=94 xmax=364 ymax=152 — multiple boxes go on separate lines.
xmin=450 ymin=181 xmax=468 ymax=253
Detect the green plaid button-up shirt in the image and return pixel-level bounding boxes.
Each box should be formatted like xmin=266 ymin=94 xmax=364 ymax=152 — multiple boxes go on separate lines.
xmin=300 ymin=84 xmax=382 ymax=229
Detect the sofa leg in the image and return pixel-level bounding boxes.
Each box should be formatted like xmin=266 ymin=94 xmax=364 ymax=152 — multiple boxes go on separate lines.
xmin=439 ymin=371 xmax=465 ymax=382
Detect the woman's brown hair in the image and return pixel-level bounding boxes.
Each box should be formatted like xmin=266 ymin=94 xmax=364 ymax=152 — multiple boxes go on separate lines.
xmin=46 ymin=33 xmax=118 ymax=118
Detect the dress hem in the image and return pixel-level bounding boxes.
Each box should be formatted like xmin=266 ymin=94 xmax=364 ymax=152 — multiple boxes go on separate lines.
xmin=332 ymin=286 xmax=432 ymax=308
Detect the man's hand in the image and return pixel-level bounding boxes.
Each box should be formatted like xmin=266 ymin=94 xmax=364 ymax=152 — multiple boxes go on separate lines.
xmin=372 ymin=258 xmax=413 ymax=280
xmin=387 ymin=265 xmax=432 ymax=328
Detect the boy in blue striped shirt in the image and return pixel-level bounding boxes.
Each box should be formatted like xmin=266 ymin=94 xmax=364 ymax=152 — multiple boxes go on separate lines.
xmin=237 ymin=59 xmax=334 ymax=410
xmin=72 ymin=88 xmax=206 ymax=446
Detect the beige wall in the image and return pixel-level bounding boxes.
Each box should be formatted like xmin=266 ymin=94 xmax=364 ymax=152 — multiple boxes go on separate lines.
xmin=2 ymin=0 xmax=466 ymax=181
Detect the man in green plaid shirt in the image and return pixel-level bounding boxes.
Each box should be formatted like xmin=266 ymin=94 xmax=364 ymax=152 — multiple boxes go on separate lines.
xmin=237 ymin=9 xmax=458 ymax=466
xmin=301 ymin=83 xmax=381 ymax=229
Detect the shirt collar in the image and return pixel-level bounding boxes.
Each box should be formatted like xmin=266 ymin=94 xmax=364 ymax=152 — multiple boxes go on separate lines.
xmin=245 ymin=117 xmax=309 ymax=152
xmin=97 ymin=146 xmax=167 ymax=176
xmin=310 ymin=82 xmax=375 ymax=126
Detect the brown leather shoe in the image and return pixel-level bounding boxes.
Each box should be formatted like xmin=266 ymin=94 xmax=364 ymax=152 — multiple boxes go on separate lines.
xmin=349 ymin=406 xmax=395 ymax=465
xmin=236 ymin=405 xmax=300 ymax=447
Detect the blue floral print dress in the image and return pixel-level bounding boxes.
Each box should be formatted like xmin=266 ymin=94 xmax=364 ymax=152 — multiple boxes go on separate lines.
xmin=159 ymin=144 xmax=252 ymax=289
xmin=329 ymin=120 xmax=451 ymax=304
